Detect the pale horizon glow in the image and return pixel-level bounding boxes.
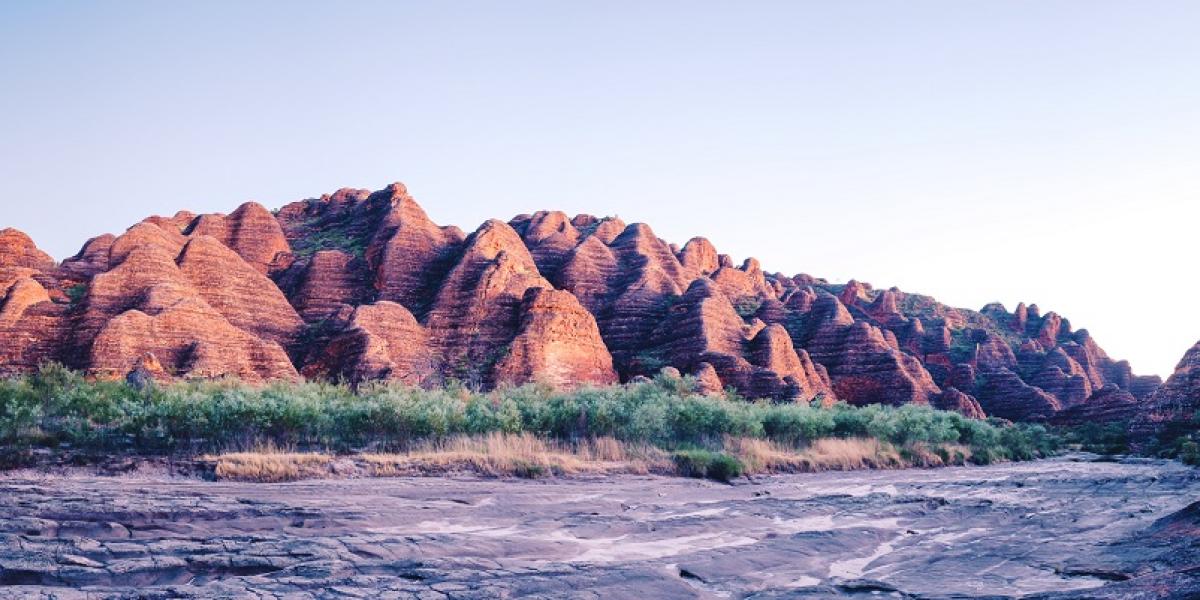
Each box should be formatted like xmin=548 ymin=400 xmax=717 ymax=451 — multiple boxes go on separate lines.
xmin=2 ymin=1 xmax=1197 ymax=377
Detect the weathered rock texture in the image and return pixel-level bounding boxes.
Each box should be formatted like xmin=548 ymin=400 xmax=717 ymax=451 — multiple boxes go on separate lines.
xmin=1133 ymin=341 xmax=1200 ymax=437
xmin=0 ymin=182 xmax=1164 ymax=420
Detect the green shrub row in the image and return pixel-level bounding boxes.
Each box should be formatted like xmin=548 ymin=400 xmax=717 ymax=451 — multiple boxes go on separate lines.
xmin=1 ymin=364 xmax=1057 ymax=463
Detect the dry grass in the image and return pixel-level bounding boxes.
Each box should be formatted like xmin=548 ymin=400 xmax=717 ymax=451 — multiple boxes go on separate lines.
xmin=205 ymin=434 xmax=975 ymax=482
xmin=206 ymin=434 xmax=672 ymax=481
xmin=723 ymin=437 xmax=973 ymax=474
xmin=799 ymin=437 xmax=905 ymax=470
xmin=209 ymin=449 xmax=333 ymax=482
xmin=362 ymin=433 xmax=604 ymax=477
xmin=724 ymin=437 xmax=904 ymax=473
xmin=905 ymin=442 xmax=973 ymax=467
xmin=724 ymin=437 xmax=814 ymax=473
xmin=361 ymin=433 xmax=677 ymax=478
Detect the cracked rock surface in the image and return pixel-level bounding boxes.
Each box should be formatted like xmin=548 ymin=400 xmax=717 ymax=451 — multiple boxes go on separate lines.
xmin=1 ymin=455 xmax=1197 ymax=599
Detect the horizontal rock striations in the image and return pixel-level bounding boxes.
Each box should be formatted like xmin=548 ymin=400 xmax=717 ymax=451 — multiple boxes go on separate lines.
xmin=0 ymin=182 xmax=1164 ymax=422
xmin=1133 ymin=341 xmax=1200 ymax=437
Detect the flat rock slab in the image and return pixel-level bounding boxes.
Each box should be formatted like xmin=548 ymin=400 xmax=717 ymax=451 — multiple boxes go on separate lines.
xmin=0 ymin=455 xmax=1197 ymax=599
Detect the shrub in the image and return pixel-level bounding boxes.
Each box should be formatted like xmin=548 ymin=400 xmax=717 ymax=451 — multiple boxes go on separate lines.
xmin=706 ymin=453 xmax=745 ymax=482
xmin=1180 ymin=441 xmax=1200 ymax=466
xmin=1060 ymin=421 xmax=1131 ymax=455
xmin=0 ymin=365 xmax=1061 ymax=468
xmin=672 ymin=449 xmax=743 ymax=482
xmin=760 ymin=403 xmax=835 ymax=445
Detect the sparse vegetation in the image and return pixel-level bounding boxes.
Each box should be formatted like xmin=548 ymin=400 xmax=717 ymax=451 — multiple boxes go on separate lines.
xmin=65 ymin=283 xmax=88 ymax=305
xmin=291 ymin=218 xmax=368 ymax=259
xmin=1140 ymin=415 xmax=1200 ymax=465
xmin=1058 ymin=421 xmax=1132 ymax=455
xmin=0 ymin=363 xmax=1061 ymax=478
xmin=1055 ymin=415 xmax=1199 ymax=466
xmin=733 ymin=295 xmax=763 ymax=319
xmin=212 ymin=447 xmax=334 ymax=483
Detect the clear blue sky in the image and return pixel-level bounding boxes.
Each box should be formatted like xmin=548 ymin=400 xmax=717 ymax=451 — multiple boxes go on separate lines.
xmin=2 ymin=1 xmax=1197 ymax=376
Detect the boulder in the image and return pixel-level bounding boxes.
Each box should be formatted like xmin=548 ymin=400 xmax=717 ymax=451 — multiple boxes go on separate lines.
xmin=692 ymin=362 xmax=724 ymax=395
xmin=933 ymin=387 xmax=986 ymax=419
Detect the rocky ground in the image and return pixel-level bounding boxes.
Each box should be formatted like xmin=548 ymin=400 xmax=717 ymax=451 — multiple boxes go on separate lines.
xmin=1 ymin=455 xmax=1197 ymax=599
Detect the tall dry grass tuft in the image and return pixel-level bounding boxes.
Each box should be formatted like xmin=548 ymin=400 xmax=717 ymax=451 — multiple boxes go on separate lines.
xmin=204 ymin=435 xmax=978 ymax=482
xmin=724 ymin=437 xmax=910 ymax=474
xmin=364 ymin=433 xmax=606 ymax=478
xmin=579 ymin=436 xmax=627 ymax=462
xmin=724 ymin=437 xmax=814 ymax=473
xmin=209 ymin=444 xmax=333 ymax=482
xmin=800 ymin=437 xmax=903 ymax=470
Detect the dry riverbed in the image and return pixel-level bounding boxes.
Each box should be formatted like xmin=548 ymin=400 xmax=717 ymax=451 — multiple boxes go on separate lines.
xmin=1 ymin=454 xmax=1197 ymax=599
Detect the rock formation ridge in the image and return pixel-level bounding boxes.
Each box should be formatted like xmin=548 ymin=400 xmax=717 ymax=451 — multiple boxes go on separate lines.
xmin=0 ymin=183 xmax=1168 ymax=422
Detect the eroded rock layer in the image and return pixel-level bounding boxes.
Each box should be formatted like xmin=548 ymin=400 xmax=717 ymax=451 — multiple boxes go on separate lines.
xmin=1134 ymin=341 xmax=1200 ymax=436
xmin=0 ymin=182 xmax=1164 ymax=420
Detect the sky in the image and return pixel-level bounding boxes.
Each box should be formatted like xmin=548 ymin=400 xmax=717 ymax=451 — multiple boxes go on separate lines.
xmin=1 ymin=1 xmax=1197 ymax=377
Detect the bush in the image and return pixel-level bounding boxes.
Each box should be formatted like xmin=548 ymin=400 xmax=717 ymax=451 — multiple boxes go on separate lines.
xmin=1181 ymin=441 xmax=1200 ymax=466
xmin=707 ymin=453 xmax=745 ymax=482
xmin=1060 ymin=422 xmax=1131 ymax=455
xmin=0 ymin=365 xmax=1060 ymax=467
xmin=672 ymin=449 xmax=743 ymax=482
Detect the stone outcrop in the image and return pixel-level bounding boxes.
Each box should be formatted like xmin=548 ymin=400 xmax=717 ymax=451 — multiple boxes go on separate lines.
xmin=176 ymin=235 xmax=304 ymax=346
xmin=60 ymin=234 xmax=115 ymax=279
xmin=0 ymin=228 xmax=55 ymax=272
xmin=1051 ymin=384 xmax=1140 ymax=427
xmin=787 ymin=294 xmax=940 ymax=406
xmin=0 ymin=276 xmax=68 ymax=376
xmin=367 ymin=184 xmax=465 ymax=316
xmin=88 ymin=283 xmax=298 ymax=381
xmin=932 ymin=387 xmax=987 ymax=420
xmin=510 ymin=211 xmax=582 ymax=280
xmin=692 ymin=362 xmax=724 ymax=395
xmin=306 ymin=301 xmax=433 ymax=386
xmin=1134 ymin=341 xmax=1200 ymax=435
xmin=0 ymin=181 xmax=1162 ymax=423
xmin=748 ymin=324 xmax=834 ymax=402
xmin=421 ymin=219 xmax=580 ymax=388
xmin=126 ymin=352 xmax=170 ymax=390
xmin=973 ymin=368 xmax=1061 ymax=422
xmin=185 ymin=202 xmax=291 ymax=273
xmin=493 ymin=288 xmax=618 ymax=389
xmin=284 ymin=249 xmax=371 ymax=322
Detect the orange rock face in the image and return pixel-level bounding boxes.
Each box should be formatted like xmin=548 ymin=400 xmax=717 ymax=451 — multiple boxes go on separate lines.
xmin=0 ymin=229 xmax=55 ymax=271
xmin=176 ymin=235 xmax=304 ymax=346
xmin=306 ymin=301 xmax=434 ymax=385
xmin=88 ymin=283 xmax=298 ymax=381
xmin=0 ymin=181 xmax=1160 ymax=423
xmin=185 ymin=202 xmax=291 ymax=273
xmin=367 ymin=184 xmax=465 ymax=315
xmin=423 ymin=219 xmax=555 ymax=387
xmin=494 ymin=288 xmax=618 ymax=389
